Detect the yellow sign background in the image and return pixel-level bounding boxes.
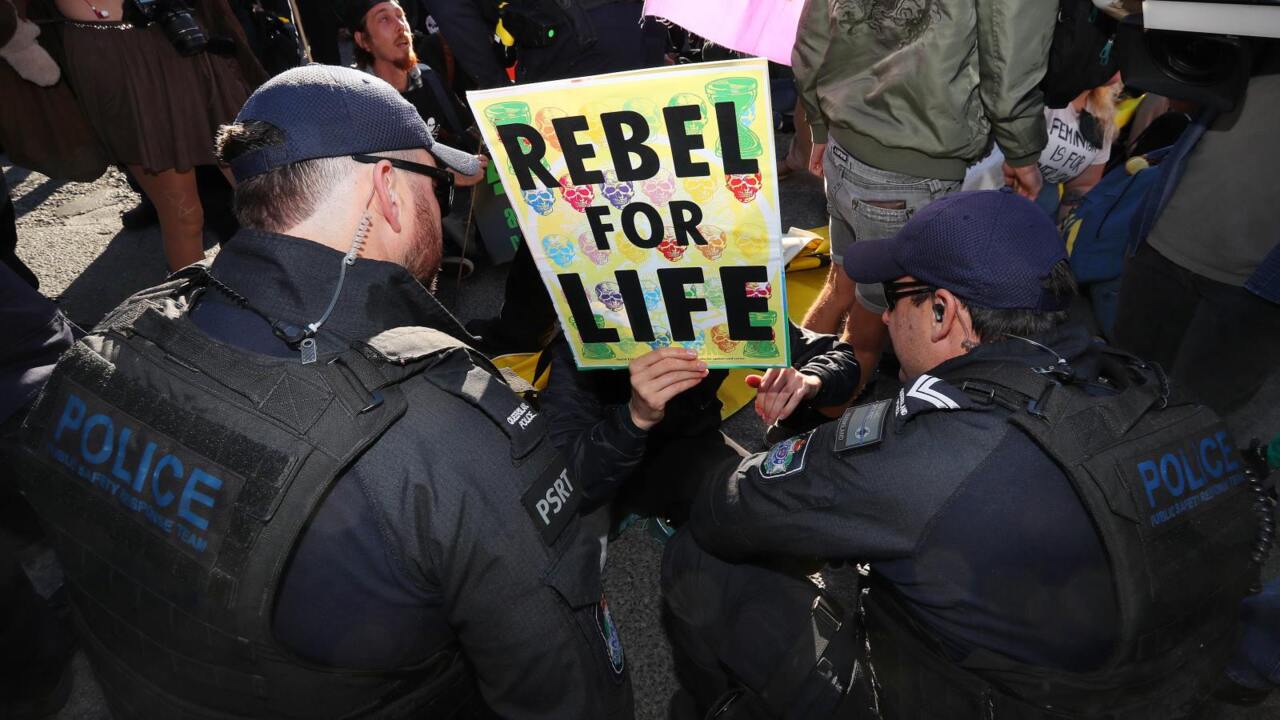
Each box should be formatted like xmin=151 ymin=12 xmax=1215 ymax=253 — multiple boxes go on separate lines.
xmin=469 ymin=58 xmax=788 ymax=369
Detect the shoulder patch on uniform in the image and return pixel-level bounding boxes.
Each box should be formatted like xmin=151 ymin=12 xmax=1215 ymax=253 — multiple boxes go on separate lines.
xmin=521 ymin=460 xmax=580 ymax=546
xmin=760 ymin=430 xmax=815 ymax=479
xmin=894 ymin=374 xmax=973 ymax=421
xmin=595 ymin=596 xmax=625 ymax=677
xmin=834 ymin=399 xmax=892 ymax=453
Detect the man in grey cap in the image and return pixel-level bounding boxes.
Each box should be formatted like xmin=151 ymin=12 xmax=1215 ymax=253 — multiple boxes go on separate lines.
xmin=11 ymin=65 xmax=633 ymax=719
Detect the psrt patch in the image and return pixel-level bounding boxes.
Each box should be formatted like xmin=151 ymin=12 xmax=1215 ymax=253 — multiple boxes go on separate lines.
xmin=760 ymin=431 xmax=814 ymax=479
xmin=595 ymin=596 xmax=625 ymax=676
xmin=521 ymin=461 xmax=580 ymax=546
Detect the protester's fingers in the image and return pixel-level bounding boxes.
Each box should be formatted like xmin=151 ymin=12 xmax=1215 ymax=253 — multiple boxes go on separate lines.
xmin=631 ymin=347 xmax=697 ymax=373
xmin=762 ymin=376 xmax=802 ymax=422
xmin=745 ymin=374 xmax=763 ymax=389
xmin=635 ymin=356 xmax=707 ymax=385
xmin=776 ymin=386 xmax=807 ymax=422
xmin=641 ymin=369 xmax=709 ymax=397
xmin=757 ymin=367 xmax=788 ymax=396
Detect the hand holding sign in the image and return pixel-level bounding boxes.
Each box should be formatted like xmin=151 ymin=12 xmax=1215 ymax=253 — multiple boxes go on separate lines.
xmin=470 ymin=58 xmax=788 ymax=369
xmin=747 ymin=367 xmax=820 ymax=425
xmin=629 ymin=347 xmax=709 ymax=430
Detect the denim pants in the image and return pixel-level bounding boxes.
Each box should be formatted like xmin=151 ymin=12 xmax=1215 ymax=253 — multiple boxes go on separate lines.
xmin=823 ymin=141 xmax=960 ymax=313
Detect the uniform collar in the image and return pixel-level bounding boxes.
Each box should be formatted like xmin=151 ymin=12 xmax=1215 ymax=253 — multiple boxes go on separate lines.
xmin=892 ymin=323 xmax=1097 ymax=423
xmin=205 ymin=228 xmax=474 ymax=352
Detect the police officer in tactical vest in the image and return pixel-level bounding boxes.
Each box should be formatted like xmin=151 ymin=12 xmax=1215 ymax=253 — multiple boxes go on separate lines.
xmin=661 ymin=190 xmax=1262 ymax=719
xmin=13 ymin=65 xmax=633 ymax=719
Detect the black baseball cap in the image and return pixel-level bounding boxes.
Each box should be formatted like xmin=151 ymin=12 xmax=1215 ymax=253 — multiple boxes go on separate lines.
xmin=340 ymin=0 xmax=387 ymax=33
xmin=842 ymin=189 xmax=1069 ymax=311
xmin=227 ymin=64 xmax=479 ymax=183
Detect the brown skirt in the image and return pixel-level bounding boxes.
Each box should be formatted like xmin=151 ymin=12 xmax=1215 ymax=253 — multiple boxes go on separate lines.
xmin=59 ymin=20 xmax=251 ymax=173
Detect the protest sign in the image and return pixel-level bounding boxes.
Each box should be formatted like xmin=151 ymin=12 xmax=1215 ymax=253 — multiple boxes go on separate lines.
xmin=642 ymin=0 xmax=805 ymax=66
xmin=469 ymin=58 xmax=787 ymax=369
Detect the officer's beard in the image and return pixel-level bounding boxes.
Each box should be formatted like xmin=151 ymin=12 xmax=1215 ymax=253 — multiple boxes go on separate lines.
xmin=405 ymin=179 xmax=443 ymax=289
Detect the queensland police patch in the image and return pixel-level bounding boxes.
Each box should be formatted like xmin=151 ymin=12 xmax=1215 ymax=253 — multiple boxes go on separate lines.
xmin=760 ymin=431 xmax=814 ymax=479
xmin=595 ymin=596 xmax=625 ymax=676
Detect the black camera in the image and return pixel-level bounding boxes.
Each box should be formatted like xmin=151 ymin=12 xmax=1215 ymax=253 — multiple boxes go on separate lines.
xmin=127 ymin=0 xmax=208 ymax=56
xmin=1116 ymin=0 xmax=1280 ymax=111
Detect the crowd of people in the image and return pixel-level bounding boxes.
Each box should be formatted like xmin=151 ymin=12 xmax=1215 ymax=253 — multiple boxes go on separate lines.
xmin=1 ymin=0 xmax=1278 ymax=718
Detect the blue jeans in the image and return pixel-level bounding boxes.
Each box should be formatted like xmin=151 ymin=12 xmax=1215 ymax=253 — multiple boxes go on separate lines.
xmin=1227 ymin=576 xmax=1280 ymax=689
xmin=823 ymin=141 xmax=960 ymax=313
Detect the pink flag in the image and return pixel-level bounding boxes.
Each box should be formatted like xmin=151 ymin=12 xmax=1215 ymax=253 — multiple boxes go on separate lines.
xmin=643 ymin=0 xmax=805 ymax=66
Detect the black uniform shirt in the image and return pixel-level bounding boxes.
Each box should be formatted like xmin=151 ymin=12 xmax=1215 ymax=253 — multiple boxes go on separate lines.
xmin=190 ymin=230 xmax=633 ymax=718
xmin=690 ymin=325 xmax=1120 ymax=672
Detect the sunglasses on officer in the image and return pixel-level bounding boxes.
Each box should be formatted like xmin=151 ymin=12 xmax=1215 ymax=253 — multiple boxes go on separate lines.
xmin=883 ymin=280 xmax=937 ymax=311
xmin=352 ymin=153 xmax=455 ymax=217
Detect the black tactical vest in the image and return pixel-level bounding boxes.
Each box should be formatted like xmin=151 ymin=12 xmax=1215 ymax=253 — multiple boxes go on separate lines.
xmin=861 ymin=351 xmax=1259 ymax=719
xmin=13 ymin=271 xmax=518 ymax=719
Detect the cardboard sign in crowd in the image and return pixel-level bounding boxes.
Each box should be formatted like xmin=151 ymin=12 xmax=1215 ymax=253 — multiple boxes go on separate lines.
xmin=469 ymin=58 xmax=788 ymax=369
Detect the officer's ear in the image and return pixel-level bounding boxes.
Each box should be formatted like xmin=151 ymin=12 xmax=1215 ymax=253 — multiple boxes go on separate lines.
xmin=369 ymin=160 xmax=404 ymax=234
xmin=929 ymin=289 xmax=970 ymax=345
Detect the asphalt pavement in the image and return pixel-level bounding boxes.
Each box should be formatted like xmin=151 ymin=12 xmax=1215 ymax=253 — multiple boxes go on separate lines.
xmin=6 ymin=152 xmax=1278 ymax=719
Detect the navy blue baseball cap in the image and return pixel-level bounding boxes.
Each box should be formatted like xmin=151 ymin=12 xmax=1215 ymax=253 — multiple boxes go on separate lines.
xmin=842 ymin=189 xmax=1069 ymax=311
xmin=227 ymin=64 xmax=480 ymax=182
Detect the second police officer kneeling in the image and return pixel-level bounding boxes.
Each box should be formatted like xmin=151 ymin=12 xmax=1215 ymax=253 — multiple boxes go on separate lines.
xmin=662 ymin=190 xmax=1260 ymax=720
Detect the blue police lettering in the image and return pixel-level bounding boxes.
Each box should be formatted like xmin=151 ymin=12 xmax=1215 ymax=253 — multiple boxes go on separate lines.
xmin=178 ymin=469 xmax=221 ymax=531
xmin=53 ymin=393 xmax=86 ymax=443
xmin=47 ymin=391 xmax=228 ymax=551
xmin=81 ymin=413 xmax=114 ymax=465
xmin=1138 ymin=430 xmax=1247 ymax=526
xmin=1216 ymin=431 xmax=1240 ymax=473
xmin=1199 ymin=436 xmax=1223 ymax=478
xmin=535 ymin=469 xmax=574 ymax=525
xmin=152 ymin=455 xmax=182 ymax=508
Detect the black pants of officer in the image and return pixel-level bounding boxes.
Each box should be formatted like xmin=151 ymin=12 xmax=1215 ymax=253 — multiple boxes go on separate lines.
xmin=482 ymin=2 xmax=665 ymax=352
xmin=1112 ymin=243 xmax=1280 ymax=416
xmin=661 ymin=530 xmax=828 ymax=719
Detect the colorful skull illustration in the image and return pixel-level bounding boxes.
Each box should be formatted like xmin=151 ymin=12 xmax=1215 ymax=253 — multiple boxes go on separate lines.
xmin=578 ymin=233 xmax=611 ymax=266
xmin=641 ymin=171 xmax=677 ymax=206
xmin=559 ymin=175 xmax=596 ymax=213
xmin=658 ymin=227 xmax=686 ymax=262
xmin=648 ymin=326 xmax=673 ymax=350
xmin=726 ymin=172 xmax=763 ymax=204
xmin=594 ymin=281 xmax=625 ymax=311
xmin=710 ymin=324 xmax=739 ymax=353
xmin=745 ymin=281 xmax=772 ymax=299
xmin=736 ymin=223 xmax=769 ymax=257
xmin=616 ymin=338 xmax=645 ymax=356
xmin=705 ymin=280 xmax=726 ymax=308
xmin=522 ymin=188 xmax=556 ymax=216
xmin=667 ymin=92 xmax=710 ymax=133
xmin=534 ymin=106 xmax=568 ymax=151
xmin=641 ymin=280 xmax=662 ymax=310
xmin=696 ymin=224 xmax=728 ymax=261
xmin=582 ymin=342 xmax=616 ymax=360
xmin=683 ymin=175 xmax=716 ymax=203
xmin=681 ymin=330 xmax=707 ymax=353
xmin=542 ymin=234 xmax=576 ymax=267
xmin=617 ymin=240 xmax=648 ymax=264
xmin=623 ymin=97 xmax=661 ymax=128
xmin=600 ymin=171 xmax=636 ymax=210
